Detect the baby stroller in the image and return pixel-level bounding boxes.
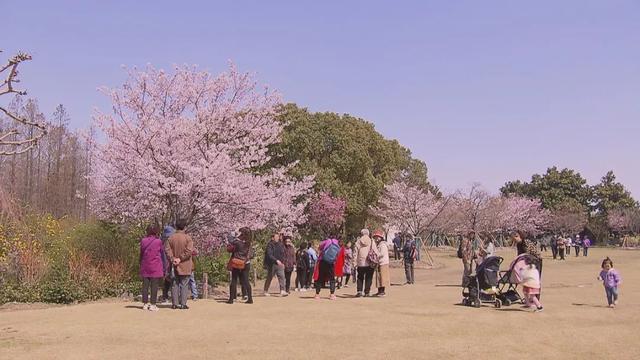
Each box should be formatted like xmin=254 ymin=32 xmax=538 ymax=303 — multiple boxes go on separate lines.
xmin=497 ymin=253 xmax=538 ymax=306
xmin=462 ymin=256 xmax=503 ymax=308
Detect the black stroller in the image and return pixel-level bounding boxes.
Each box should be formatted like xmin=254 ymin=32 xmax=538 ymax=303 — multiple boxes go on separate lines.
xmin=462 ymin=256 xmax=503 ymax=308
xmin=496 ymin=253 xmax=539 ymax=306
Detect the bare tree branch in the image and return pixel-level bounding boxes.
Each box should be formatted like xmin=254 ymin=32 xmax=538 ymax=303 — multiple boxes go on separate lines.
xmin=0 ymin=49 xmax=47 ymax=156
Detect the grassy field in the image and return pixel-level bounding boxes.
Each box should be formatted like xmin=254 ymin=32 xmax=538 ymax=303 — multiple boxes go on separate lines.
xmin=1 ymin=247 xmax=638 ymax=360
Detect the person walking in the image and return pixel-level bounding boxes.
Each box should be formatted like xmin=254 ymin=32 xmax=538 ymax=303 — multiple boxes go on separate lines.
xmin=598 ymin=257 xmax=622 ymax=308
xmin=284 ymin=236 xmax=296 ymax=294
xmin=306 ymin=242 xmax=318 ymax=289
xmin=226 ymin=227 xmax=253 ymax=304
xmin=355 ymin=229 xmax=379 ymax=297
xmin=373 ymin=230 xmax=390 ymax=297
xmin=165 ymin=219 xmax=195 ymax=310
xmin=341 ymin=241 xmax=353 ymax=288
xmin=557 ymin=236 xmax=566 ymax=260
xmin=521 ymin=258 xmax=544 ymax=312
xmin=574 ymin=235 xmax=582 ymax=257
xmin=263 ymin=233 xmax=287 ymax=297
xmin=313 ymin=236 xmax=341 ymax=300
xmin=294 ymin=242 xmax=309 ymax=292
xmin=402 ymin=236 xmax=417 ymax=284
xmin=583 ymin=236 xmax=591 ymax=257
xmin=512 ymin=230 xmax=543 ymax=300
xmin=140 ymin=225 xmax=165 ymax=312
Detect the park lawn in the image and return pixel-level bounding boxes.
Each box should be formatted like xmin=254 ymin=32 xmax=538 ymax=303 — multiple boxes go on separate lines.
xmin=0 ymin=247 xmax=638 ymax=360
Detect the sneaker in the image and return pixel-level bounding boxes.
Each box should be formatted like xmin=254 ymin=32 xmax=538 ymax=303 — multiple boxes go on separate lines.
xmin=226 ymin=299 xmax=234 ymax=304
xmin=280 ymin=291 xmax=289 ymax=297
xmin=181 ymin=305 xmax=190 ymax=310
xmin=377 ymin=292 xmax=386 ymax=297
xmin=614 ymin=300 xmax=618 ymax=306
xmin=609 ymin=304 xmax=615 ymax=308
xmin=294 ymin=288 xmax=299 ymax=292
xmin=329 ymin=294 xmax=337 ymax=300
xmin=191 ymin=297 xmax=198 ymax=301
xmin=242 ymin=296 xmax=248 ymax=301
xmin=245 ymin=299 xmax=253 ymax=304
xmin=344 ymin=284 xmax=349 ymax=288
xmin=264 ymin=292 xmax=271 ymax=297
xmin=364 ymin=293 xmax=371 ymax=298
xmin=148 ymin=305 xmax=159 ymax=312
xmin=171 ymin=305 xmax=179 ymax=310
xmin=314 ymin=295 xmax=321 ymax=300
xmin=142 ymin=303 xmax=150 ymax=310
xmin=300 ymin=288 xmax=307 ymax=292
xmin=355 ymin=292 xmax=363 ymax=298
xmin=534 ymin=307 xmax=544 ymax=313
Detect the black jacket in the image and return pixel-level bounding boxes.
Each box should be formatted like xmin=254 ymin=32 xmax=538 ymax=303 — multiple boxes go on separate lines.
xmin=264 ymin=240 xmax=285 ymax=268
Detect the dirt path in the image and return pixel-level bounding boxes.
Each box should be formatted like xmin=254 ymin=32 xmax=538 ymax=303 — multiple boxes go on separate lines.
xmin=1 ymin=248 xmax=638 ymax=360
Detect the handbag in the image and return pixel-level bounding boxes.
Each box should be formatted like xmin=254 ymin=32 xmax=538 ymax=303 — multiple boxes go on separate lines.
xmin=367 ymin=241 xmax=380 ymax=268
xmin=229 ymin=257 xmax=246 ymax=270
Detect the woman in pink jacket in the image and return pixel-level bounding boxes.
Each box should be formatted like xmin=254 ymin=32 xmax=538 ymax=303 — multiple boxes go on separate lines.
xmin=140 ymin=225 xmax=165 ymax=311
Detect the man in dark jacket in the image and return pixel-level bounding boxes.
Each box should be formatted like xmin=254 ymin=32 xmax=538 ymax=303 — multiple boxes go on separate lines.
xmin=392 ymin=233 xmax=402 ymax=260
xmin=403 ymin=235 xmax=417 ymax=284
xmin=263 ymin=233 xmax=287 ymax=296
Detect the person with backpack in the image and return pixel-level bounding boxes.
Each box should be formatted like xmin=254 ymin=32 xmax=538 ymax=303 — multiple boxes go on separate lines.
xmin=355 ymin=229 xmax=379 ymax=297
xmin=402 ymin=235 xmax=417 ymax=284
xmin=373 ymin=230 xmax=390 ymax=297
xmin=294 ymin=242 xmax=309 ymax=292
xmin=313 ymin=235 xmax=341 ymax=300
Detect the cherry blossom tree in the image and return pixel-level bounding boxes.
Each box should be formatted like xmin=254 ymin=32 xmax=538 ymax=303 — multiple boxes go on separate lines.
xmin=91 ymin=64 xmax=314 ymax=245
xmin=488 ymin=196 xmax=549 ymax=235
xmin=370 ymin=181 xmax=445 ymax=238
xmin=608 ymin=207 xmax=640 ymax=234
xmin=307 ymin=192 xmax=346 ymax=234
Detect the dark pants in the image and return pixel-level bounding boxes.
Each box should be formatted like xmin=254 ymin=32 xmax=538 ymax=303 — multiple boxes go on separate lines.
xmin=344 ymin=273 xmax=351 ymax=285
xmin=142 ymin=277 xmax=160 ymax=304
xmin=404 ymin=261 xmax=415 ymax=284
xmin=356 ymin=266 xmax=375 ymax=295
xmin=540 ymin=244 xmax=547 ymax=252
xmin=315 ymin=261 xmax=336 ymax=295
xmin=551 ymin=245 xmax=558 ymax=259
xmin=306 ymin=267 xmax=314 ymax=288
xmin=583 ymin=247 xmax=589 ymax=257
xmin=559 ymin=248 xmax=565 ymax=260
xmin=574 ymin=246 xmax=580 ymax=256
xmin=162 ymin=277 xmax=172 ymax=300
xmin=241 ymin=263 xmax=251 ymax=298
xmin=230 ymin=268 xmax=252 ymax=302
xmin=285 ymin=270 xmax=293 ymax=293
xmin=295 ymin=269 xmax=307 ymax=289
xmin=171 ymin=274 xmax=189 ymax=307
xmin=393 ymin=246 xmax=401 ymax=260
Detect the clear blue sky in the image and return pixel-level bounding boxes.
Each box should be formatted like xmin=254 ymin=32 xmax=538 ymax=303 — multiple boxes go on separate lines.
xmin=5 ymin=1 xmax=640 ymax=197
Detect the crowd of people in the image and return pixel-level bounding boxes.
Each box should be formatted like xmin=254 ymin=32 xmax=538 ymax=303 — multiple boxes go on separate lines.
xmin=139 ymin=223 xmax=621 ymax=312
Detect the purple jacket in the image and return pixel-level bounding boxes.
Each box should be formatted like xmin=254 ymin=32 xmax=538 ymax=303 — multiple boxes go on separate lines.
xmin=140 ymin=236 xmax=165 ymax=278
xmin=583 ymin=239 xmax=591 ymax=247
xmin=599 ymin=269 xmax=621 ymax=288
